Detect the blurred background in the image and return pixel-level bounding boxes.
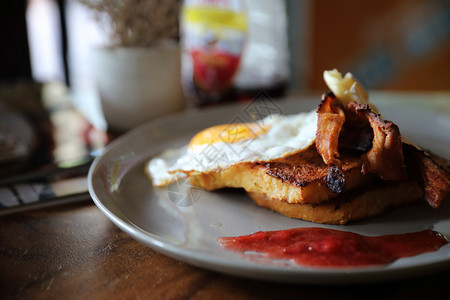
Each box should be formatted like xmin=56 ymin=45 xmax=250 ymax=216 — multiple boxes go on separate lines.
xmin=2 ymin=0 xmax=448 ymax=92
xmin=0 ymin=0 xmax=449 ymax=141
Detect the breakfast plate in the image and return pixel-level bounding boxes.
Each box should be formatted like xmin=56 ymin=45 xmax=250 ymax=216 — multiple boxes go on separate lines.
xmin=88 ymin=98 xmax=450 ymax=284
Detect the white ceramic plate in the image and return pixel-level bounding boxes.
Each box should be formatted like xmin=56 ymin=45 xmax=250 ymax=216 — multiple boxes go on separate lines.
xmin=88 ymin=99 xmax=450 ymax=284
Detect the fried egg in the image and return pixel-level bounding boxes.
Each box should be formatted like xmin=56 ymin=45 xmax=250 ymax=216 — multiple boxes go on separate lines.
xmin=147 ymin=110 xmax=318 ymax=186
xmin=147 ymin=69 xmax=372 ymax=187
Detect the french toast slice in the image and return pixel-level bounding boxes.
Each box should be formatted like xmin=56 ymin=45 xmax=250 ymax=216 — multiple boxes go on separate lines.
xmin=248 ymin=180 xmax=423 ymax=224
xmin=189 ymin=146 xmax=375 ymax=205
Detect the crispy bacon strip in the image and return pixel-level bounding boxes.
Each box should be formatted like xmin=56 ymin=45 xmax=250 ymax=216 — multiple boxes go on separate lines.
xmin=403 ymin=144 xmax=450 ymax=208
xmin=347 ymin=102 xmax=407 ymax=182
xmin=315 ymin=93 xmax=448 ymax=207
xmin=316 ymin=93 xmax=346 ymax=193
xmin=316 ymin=93 xmax=346 ymax=166
xmin=314 ymin=94 xmax=449 ymax=208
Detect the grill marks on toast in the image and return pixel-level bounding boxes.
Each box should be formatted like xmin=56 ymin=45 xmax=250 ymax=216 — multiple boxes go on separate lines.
xmin=263 ymin=146 xmax=360 ymax=189
xmin=189 ymin=145 xmax=375 ymax=205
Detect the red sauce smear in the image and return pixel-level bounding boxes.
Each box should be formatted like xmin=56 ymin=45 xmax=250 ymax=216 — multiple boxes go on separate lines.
xmin=218 ymin=227 xmax=449 ymax=268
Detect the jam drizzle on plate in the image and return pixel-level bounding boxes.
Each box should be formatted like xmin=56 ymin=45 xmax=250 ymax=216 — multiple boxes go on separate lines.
xmin=218 ymin=227 xmax=448 ymax=268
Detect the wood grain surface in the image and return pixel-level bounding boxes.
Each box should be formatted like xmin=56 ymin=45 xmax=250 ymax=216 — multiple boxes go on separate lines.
xmin=1 ymin=202 xmax=450 ymax=300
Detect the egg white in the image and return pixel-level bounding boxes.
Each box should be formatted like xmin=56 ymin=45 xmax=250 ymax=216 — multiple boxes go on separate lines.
xmin=147 ymin=110 xmax=318 ymax=186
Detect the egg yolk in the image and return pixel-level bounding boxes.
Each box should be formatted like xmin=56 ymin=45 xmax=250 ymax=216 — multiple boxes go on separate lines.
xmin=189 ymin=122 xmax=269 ymax=149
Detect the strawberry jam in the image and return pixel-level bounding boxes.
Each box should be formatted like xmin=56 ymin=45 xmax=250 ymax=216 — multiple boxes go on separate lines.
xmin=218 ymin=227 xmax=448 ymax=267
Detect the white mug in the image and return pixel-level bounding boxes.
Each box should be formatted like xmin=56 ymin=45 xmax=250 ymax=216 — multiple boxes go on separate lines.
xmin=90 ymin=42 xmax=185 ymax=132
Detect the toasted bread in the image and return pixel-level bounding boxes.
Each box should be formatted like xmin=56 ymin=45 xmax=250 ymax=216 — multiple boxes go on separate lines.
xmin=248 ymin=180 xmax=423 ymax=224
xmin=189 ymin=146 xmax=375 ymax=205
xmin=189 ymin=145 xmax=428 ymax=224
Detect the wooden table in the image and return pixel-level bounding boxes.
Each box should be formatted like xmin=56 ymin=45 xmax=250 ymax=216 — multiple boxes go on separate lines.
xmin=1 ymin=201 xmax=450 ymax=299
xmin=1 ymin=92 xmax=450 ymax=299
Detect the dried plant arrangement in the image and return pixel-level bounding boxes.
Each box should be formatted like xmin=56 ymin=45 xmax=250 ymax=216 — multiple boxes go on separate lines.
xmin=78 ymin=0 xmax=180 ymax=47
